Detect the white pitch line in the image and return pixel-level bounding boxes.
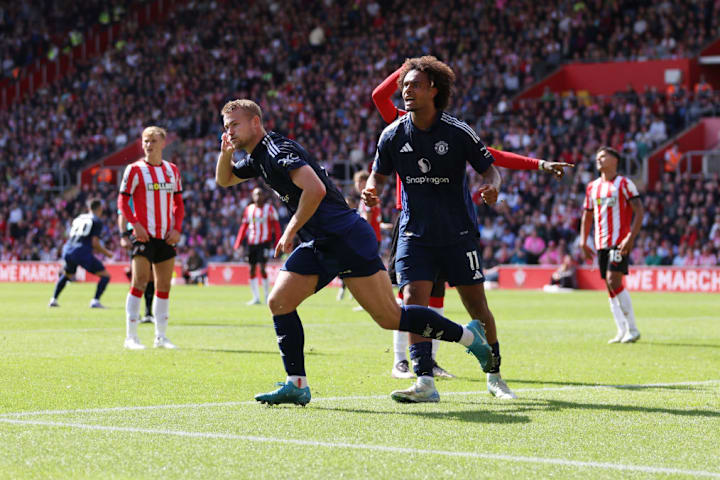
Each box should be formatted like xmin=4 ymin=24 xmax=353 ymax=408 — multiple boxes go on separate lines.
xmin=0 ymin=379 xmax=717 ymax=418
xmin=1 ymin=418 xmax=718 ymax=478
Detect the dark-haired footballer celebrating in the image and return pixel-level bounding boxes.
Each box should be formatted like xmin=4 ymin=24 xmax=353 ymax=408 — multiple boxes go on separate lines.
xmin=216 ymin=99 xmax=496 ymax=406
xmin=371 ymin=58 xmax=573 ymax=398
xmin=364 ymin=56 xmax=514 ymax=402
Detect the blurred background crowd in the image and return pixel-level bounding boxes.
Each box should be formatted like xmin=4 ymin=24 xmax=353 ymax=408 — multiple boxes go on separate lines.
xmin=1 ymin=0 xmax=719 ymax=269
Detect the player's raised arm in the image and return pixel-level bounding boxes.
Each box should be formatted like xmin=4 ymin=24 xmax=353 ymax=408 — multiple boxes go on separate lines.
xmin=488 ymin=148 xmax=574 ymax=178
xmin=372 ymin=66 xmax=405 ymax=123
xmin=215 ymin=133 xmax=247 ymax=187
xmin=274 ymin=165 xmax=326 ymax=257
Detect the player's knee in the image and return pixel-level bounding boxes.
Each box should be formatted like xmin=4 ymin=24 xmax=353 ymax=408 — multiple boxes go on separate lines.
xmin=267 ymin=293 xmax=292 ymax=315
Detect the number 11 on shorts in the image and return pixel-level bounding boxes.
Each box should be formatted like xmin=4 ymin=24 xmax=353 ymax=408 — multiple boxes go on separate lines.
xmin=466 ymin=250 xmax=480 ymax=271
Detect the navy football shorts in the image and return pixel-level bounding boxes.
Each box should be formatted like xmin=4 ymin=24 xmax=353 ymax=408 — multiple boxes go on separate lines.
xmin=62 ymin=246 xmax=105 ymax=275
xmin=282 ymin=218 xmax=386 ymax=292
xmin=395 ymin=235 xmax=485 ymax=289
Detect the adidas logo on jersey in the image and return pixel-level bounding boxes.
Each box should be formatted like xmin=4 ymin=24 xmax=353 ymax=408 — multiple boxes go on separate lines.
xmin=400 ymin=143 xmax=413 ymax=153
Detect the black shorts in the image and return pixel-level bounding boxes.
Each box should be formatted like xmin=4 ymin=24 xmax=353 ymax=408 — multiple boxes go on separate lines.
xmin=247 ymin=241 xmax=271 ymax=265
xmin=598 ymin=247 xmax=629 ymax=279
xmin=131 ymin=237 xmax=176 ymax=264
xmin=387 ymin=215 xmax=447 ymax=296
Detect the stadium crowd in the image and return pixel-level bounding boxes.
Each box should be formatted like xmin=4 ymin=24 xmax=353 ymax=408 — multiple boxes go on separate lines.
xmin=1 ymin=0 xmax=719 ymax=269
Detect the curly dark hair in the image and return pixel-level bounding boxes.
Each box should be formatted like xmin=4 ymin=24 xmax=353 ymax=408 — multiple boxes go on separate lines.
xmin=397 ymin=56 xmax=456 ymax=111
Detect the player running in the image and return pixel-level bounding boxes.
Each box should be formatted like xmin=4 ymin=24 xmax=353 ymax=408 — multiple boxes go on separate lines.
xmin=372 ymin=62 xmax=574 ymax=387
xmin=580 ymin=146 xmax=644 ymax=343
xmin=118 ymin=126 xmax=184 ymax=350
xmin=216 ymin=99 xmax=496 ymax=406
xmin=49 ymin=198 xmax=112 ymax=309
xmin=233 ymin=187 xmax=281 ymax=305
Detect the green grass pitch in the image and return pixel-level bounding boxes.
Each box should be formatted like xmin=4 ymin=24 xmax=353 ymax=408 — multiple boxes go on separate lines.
xmin=0 ymin=283 xmax=718 ymax=479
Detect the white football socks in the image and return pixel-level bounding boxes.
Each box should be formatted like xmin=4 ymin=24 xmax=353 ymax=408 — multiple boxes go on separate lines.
xmin=262 ymin=277 xmax=270 ymax=302
xmin=393 ymin=330 xmax=409 ymax=364
xmin=609 ymin=296 xmax=628 ymax=335
xmin=459 ymin=326 xmax=474 ymax=347
xmin=154 ymin=295 xmax=169 ymax=338
xmin=249 ymin=277 xmax=260 ymax=301
xmin=287 ymin=376 xmax=307 ymax=388
xmin=126 ymin=291 xmax=142 ymax=338
xmin=616 ymin=290 xmax=638 ymax=333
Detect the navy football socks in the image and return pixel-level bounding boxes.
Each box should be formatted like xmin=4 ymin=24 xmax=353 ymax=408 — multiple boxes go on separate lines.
xmin=53 ymin=274 xmax=69 ymax=299
xmin=398 ymin=305 xmax=463 ymax=342
xmin=409 ymin=341 xmax=434 ymax=377
xmin=273 ymin=311 xmax=306 ymax=376
xmin=488 ymin=341 xmax=501 ymax=374
xmin=95 ymin=276 xmax=110 ymax=300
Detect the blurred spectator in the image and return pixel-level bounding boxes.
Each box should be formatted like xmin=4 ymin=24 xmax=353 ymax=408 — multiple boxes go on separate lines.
xmin=182 ymin=248 xmax=207 ymax=285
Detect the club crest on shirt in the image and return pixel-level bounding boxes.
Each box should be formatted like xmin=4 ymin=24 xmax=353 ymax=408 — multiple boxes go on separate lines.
xmin=418 ymin=158 xmax=432 ymax=173
xmin=434 ymin=140 xmax=449 ymax=155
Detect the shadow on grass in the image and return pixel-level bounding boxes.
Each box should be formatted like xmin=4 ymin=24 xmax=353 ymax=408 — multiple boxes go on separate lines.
xmin=176 ymin=323 xmax=270 ymax=328
xmin=309 ymin=405 xmax=530 ymax=424
xmin=642 ymin=341 xmax=720 ymax=349
xmin=191 ymin=347 xmax=328 ymax=356
xmin=510 ymin=398 xmax=720 ymax=418
xmin=507 ymin=378 xmax=718 ymax=392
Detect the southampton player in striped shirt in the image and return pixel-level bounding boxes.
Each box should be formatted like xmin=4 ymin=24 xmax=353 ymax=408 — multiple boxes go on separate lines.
xmin=370 ymin=57 xmax=573 ymax=399
xmin=580 ymin=147 xmax=644 ymax=344
xmin=118 ymin=126 xmax=185 ymax=350
xmin=234 ymin=187 xmax=281 ymax=305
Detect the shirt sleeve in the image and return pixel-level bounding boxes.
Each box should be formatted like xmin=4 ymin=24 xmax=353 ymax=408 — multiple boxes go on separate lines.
xmin=119 ymin=164 xmax=138 ymax=195
xmin=232 ymin=157 xmax=259 ymax=179
xmin=459 ymin=124 xmax=494 ymax=174
xmin=621 ymin=177 xmax=640 ymax=200
xmin=372 ymin=131 xmax=395 ymax=176
xmin=583 ymin=183 xmax=593 ymax=210
xmin=272 ymin=147 xmax=308 ymax=171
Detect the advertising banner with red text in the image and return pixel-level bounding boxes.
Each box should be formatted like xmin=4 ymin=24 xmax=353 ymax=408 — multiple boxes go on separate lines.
xmin=498 ymin=265 xmax=720 ymax=293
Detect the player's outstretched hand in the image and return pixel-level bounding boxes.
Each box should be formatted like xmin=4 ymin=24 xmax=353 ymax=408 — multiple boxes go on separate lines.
xmin=120 ymin=236 xmax=131 ymax=248
xmin=477 ymin=184 xmax=498 ymax=205
xmin=221 ymin=132 xmax=235 ymax=155
xmin=275 ymin=230 xmax=295 ymax=258
xmin=165 ymin=229 xmax=181 ymax=246
xmin=361 ymin=186 xmax=379 ymax=207
xmin=133 ymin=223 xmax=149 ymax=243
xmin=541 ymin=161 xmax=574 ymax=178
xmin=581 ymin=243 xmax=595 ymax=261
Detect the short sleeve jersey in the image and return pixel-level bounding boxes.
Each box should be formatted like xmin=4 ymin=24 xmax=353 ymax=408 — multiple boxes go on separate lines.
xmin=232 ymin=132 xmax=359 ymax=243
xmin=374 ymin=112 xmax=494 ymax=246
xmin=65 ymin=213 xmax=103 ymax=251
xmin=583 ymin=175 xmax=640 ymax=249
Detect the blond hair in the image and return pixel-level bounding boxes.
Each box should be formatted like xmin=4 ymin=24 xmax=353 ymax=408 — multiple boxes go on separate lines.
xmin=221 ymin=99 xmax=263 ymax=122
xmin=142 ymin=126 xmax=167 ymax=139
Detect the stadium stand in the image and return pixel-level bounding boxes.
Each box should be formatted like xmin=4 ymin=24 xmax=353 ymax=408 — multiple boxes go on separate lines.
xmin=1 ymin=0 xmax=719 ymax=269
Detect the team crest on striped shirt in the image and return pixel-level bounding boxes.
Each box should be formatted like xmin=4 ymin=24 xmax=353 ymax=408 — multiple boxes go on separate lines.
xmin=434 ymin=140 xmax=449 ymax=155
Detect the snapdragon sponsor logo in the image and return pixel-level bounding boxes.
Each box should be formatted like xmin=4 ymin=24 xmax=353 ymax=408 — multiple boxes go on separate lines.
xmin=405 ymin=176 xmax=450 ymax=185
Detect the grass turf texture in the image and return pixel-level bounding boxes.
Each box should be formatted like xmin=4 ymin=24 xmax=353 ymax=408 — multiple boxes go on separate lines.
xmin=0 ymin=283 xmax=718 ymax=479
